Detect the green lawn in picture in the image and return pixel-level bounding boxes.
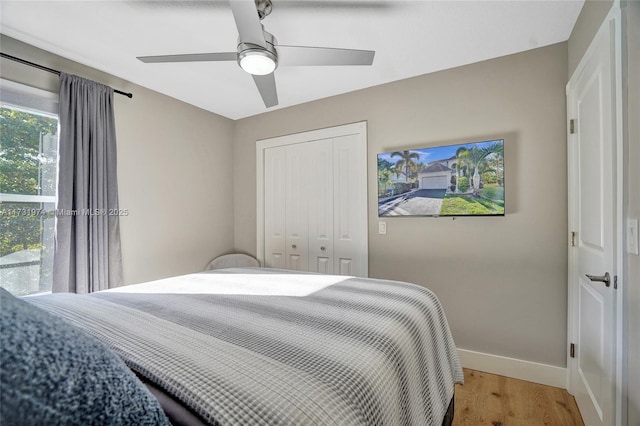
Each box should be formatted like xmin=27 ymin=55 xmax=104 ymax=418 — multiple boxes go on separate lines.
xmin=478 ymin=184 xmax=504 ymax=202
xmin=440 ymin=193 xmax=504 ymax=215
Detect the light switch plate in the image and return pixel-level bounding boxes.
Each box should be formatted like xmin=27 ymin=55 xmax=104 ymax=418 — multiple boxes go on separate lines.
xmin=628 ymin=219 xmax=639 ymax=255
xmin=378 ymin=221 xmax=387 ymax=235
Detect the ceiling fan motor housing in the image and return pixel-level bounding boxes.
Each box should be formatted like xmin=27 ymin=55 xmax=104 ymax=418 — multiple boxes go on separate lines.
xmin=237 ymin=28 xmax=278 ymax=74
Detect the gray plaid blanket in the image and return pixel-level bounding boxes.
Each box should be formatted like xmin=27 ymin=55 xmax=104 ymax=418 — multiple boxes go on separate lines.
xmin=27 ymin=268 xmax=463 ymax=425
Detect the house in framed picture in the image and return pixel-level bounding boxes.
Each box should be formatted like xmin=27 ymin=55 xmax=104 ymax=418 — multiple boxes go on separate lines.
xmin=418 ymin=162 xmax=452 ymax=191
xmin=0 ymin=1 xmax=638 ymax=425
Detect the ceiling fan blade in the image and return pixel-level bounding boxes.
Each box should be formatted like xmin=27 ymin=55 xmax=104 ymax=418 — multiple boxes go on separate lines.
xmin=277 ymin=45 xmax=375 ymax=66
xmin=138 ymin=53 xmax=237 ymax=63
xmin=229 ymin=0 xmax=266 ymax=48
xmin=252 ymin=73 xmax=278 ymax=107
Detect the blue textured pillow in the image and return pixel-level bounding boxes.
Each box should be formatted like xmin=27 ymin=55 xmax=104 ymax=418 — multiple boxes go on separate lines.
xmin=0 ymin=287 xmax=170 ymax=426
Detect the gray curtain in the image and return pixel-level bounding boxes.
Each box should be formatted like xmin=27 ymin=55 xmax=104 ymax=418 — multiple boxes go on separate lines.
xmin=53 ymin=73 xmax=123 ymax=293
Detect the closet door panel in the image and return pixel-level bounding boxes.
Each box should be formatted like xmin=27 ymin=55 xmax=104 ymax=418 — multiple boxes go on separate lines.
xmin=284 ymin=144 xmax=309 ymax=271
xmin=263 ymin=147 xmax=287 ymax=269
xmin=333 ymin=134 xmax=367 ymax=277
xmin=307 ymin=140 xmax=334 ymax=274
xmin=338 ymin=258 xmax=353 ymax=276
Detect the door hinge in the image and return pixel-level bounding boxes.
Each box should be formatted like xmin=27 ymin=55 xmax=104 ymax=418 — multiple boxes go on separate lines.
xmin=614 ymin=275 xmax=618 ymax=289
xmin=570 ymin=343 xmax=575 ymax=358
xmin=570 ymin=231 xmax=576 ymax=247
xmin=570 ymin=119 xmax=576 ymax=134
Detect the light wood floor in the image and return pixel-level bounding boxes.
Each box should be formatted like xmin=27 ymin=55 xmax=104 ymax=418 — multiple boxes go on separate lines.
xmin=454 ymin=369 xmax=584 ymax=426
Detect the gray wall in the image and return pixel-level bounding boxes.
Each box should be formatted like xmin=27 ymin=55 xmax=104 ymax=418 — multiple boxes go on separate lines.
xmin=0 ymin=35 xmax=236 ymax=285
xmin=234 ymin=43 xmax=569 ymax=367
xmin=567 ymin=0 xmax=615 ymax=77
xmin=623 ymin=1 xmax=640 ymax=423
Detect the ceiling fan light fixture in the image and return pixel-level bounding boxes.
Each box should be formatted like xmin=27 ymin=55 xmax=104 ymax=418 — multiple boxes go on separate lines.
xmin=238 ymin=49 xmax=277 ymax=75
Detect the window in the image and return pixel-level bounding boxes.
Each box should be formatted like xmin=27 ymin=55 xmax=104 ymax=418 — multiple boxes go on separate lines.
xmin=1 ymin=80 xmax=59 ymax=296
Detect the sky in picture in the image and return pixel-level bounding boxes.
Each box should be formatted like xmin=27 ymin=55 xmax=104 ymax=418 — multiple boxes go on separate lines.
xmin=378 ymin=139 xmax=503 ymax=164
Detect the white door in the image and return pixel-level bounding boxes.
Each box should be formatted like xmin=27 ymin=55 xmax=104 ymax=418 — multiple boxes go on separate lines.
xmin=567 ymin=12 xmax=618 ymax=426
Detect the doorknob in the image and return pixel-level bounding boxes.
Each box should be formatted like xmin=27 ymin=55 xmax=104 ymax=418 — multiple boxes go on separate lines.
xmin=291 ymin=244 xmax=297 ymax=249
xmin=585 ymin=272 xmax=610 ymax=287
xmin=320 ymin=246 xmax=326 ymax=251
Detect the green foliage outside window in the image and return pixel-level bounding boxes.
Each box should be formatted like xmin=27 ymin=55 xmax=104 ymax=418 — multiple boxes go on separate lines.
xmin=1 ymin=106 xmax=57 ymax=258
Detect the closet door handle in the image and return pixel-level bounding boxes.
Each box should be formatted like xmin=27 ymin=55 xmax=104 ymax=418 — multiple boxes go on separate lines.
xmin=320 ymin=246 xmax=326 ymax=251
xmin=291 ymin=244 xmax=297 ymax=249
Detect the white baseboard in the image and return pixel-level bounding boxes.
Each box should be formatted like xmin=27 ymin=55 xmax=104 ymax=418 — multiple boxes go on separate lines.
xmin=457 ymin=348 xmax=567 ymax=389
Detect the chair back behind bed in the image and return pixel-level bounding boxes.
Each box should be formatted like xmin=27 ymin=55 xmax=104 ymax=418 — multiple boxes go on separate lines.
xmin=205 ymin=254 xmax=259 ymax=270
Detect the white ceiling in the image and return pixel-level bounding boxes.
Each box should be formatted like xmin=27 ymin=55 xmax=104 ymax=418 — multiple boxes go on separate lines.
xmin=0 ymin=1 xmax=583 ymax=120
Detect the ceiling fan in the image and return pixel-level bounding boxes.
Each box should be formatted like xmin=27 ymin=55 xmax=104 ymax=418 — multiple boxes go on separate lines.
xmin=137 ymin=0 xmax=375 ymax=108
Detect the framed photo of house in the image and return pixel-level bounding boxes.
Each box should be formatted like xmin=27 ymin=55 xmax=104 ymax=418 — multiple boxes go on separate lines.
xmin=377 ymin=139 xmax=505 ymax=217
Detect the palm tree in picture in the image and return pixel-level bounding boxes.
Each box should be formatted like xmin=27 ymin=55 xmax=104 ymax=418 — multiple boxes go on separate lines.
xmin=378 ymin=168 xmax=392 ymax=197
xmin=482 ymin=142 xmax=504 ymax=186
xmin=390 ymin=150 xmax=420 ymax=184
xmin=454 ymin=146 xmax=468 ymax=193
xmin=466 ymin=145 xmax=500 ymax=194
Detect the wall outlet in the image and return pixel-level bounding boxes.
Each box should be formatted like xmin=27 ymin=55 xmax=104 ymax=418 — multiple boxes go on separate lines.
xmin=378 ymin=221 xmax=387 ymax=235
xmin=628 ymin=219 xmax=639 ymax=256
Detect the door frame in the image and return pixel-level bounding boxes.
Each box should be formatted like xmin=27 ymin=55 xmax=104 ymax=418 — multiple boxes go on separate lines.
xmin=566 ymin=5 xmax=626 ymax=426
xmin=256 ymin=121 xmax=368 ymax=273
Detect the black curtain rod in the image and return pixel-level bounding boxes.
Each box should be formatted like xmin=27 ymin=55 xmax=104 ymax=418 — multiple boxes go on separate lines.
xmin=0 ymin=52 xmax=133 ymax=99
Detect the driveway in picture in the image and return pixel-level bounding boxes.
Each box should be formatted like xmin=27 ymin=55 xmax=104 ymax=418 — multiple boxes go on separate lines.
xmin=379 ymin=189 xmax=447 ymax=216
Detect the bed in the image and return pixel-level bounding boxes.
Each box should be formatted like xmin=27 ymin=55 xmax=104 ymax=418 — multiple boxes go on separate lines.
xmin=1 ymin=267 xmax=463 ymax=425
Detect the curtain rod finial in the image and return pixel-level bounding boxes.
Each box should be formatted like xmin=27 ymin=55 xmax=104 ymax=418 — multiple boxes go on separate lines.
xmin=115 ymin=89 xmax=133 ymax=98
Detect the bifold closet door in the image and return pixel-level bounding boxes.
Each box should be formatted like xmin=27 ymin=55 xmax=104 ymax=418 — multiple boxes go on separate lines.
xmin=264 ymin=143 xmax=311 ymax=271
xmin=262 ymin=127 xmax=367 ymax=277
xmin=264 ymin=139 xmax=333 ymax=273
